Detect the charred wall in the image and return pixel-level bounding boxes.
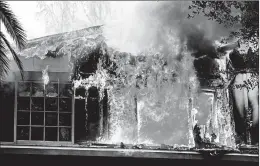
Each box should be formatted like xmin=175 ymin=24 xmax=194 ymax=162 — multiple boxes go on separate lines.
xmin=0 ymin=82 xmax=15 ymax=142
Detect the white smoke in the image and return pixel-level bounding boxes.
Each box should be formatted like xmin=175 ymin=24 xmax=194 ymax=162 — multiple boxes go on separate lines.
xmin=103 ymin=1 xmax=234 ymax=56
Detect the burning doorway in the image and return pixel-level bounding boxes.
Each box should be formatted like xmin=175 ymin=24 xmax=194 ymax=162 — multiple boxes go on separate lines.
xmin=73 ymin=44 xmax=112 ymax=142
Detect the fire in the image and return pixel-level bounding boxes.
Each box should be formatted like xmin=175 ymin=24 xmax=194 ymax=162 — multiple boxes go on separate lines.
xmin=42 ymin=65 xmax=49 ymax=87
xmin=73 ymin=59 xmax=111 ymax=100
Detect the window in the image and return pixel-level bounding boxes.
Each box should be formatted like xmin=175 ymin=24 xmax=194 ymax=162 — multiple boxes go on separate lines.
xmin=1 ymin=71 xmax=109 ymax=145
xmin=16 ymin=79 xmax=73 ymax=143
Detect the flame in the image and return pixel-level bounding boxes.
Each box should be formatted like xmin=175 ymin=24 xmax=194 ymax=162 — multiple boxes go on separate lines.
xmin=73 ymin=59 xmax=111 ymax=100
xmin=72 ymin=46 xmax=237 ymax=147
xmin=42 ymin=65 xmax=49 ymax=86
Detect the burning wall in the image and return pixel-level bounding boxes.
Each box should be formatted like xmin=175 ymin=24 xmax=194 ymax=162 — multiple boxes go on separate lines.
xmin=71 ymin=41 xmax=236 ymax=147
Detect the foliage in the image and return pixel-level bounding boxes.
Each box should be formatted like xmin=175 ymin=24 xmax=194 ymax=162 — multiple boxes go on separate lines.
xmin=36 ymin=1 xmax=78 ymax=34
xmin=0 ymin=1 xmax=26 ymax=79
xmin=78 ymin=1 xmax=112 ymax=26
xmin=36 ymin=1 xmax=113 ymax=34
xmin=188 ymin=1 xmax=259 ymax=50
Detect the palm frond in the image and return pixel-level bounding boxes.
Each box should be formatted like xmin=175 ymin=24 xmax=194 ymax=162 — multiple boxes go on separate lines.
xmin=0 ymin=31 xmax=24 ymax=79
xmin=0 ymin=1 xmax=27 ymax=50
xmin=0 ymin=38 xmax=10 ymax=79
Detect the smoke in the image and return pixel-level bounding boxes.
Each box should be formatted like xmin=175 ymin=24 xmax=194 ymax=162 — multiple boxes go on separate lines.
xmin=103 ymin=1 xmax=234 ymax=58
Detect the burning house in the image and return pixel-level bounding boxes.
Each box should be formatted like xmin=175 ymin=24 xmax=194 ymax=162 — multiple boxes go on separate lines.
xmin=0 ymin=24 xmax=258 ymax=160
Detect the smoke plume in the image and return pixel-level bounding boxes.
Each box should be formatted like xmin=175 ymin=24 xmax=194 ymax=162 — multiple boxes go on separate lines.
xmin=104 ymin=1 xmax=234 ymax=58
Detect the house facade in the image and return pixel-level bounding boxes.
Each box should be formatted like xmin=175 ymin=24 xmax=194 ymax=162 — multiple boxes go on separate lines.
xmin=0 ymin=26 xmax=258 ymax=162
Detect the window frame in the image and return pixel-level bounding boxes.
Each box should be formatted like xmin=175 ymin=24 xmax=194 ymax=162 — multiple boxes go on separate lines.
xmin=200 ymin=88 xmax=216 ymax=111
xmin=198 ymin=88 xmax=217 ymax=125
xmin=13 ymin=75 xmax=75 ymax=146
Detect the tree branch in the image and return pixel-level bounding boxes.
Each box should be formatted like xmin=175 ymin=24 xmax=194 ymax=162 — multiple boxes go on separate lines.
xmin=0 ymin=31 xmax=24 ymax=79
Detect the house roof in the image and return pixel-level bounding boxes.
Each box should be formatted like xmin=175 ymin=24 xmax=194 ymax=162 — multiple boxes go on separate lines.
xmin=16 ymin=25 xmax=105 ymax=60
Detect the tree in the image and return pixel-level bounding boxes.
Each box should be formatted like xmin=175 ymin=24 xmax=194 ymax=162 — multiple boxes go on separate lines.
xmin=0 ymin=1 xmax=26 ymax=79
xmin=36 ymin=1 xmax=79 ymax=34
xmin=79 ymin=1 xmax=112 ymax=26
xmin=36 ymin=1 xmax=113 ymax=34
xmin=188 ymin=1 xmax=259 ymax=50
